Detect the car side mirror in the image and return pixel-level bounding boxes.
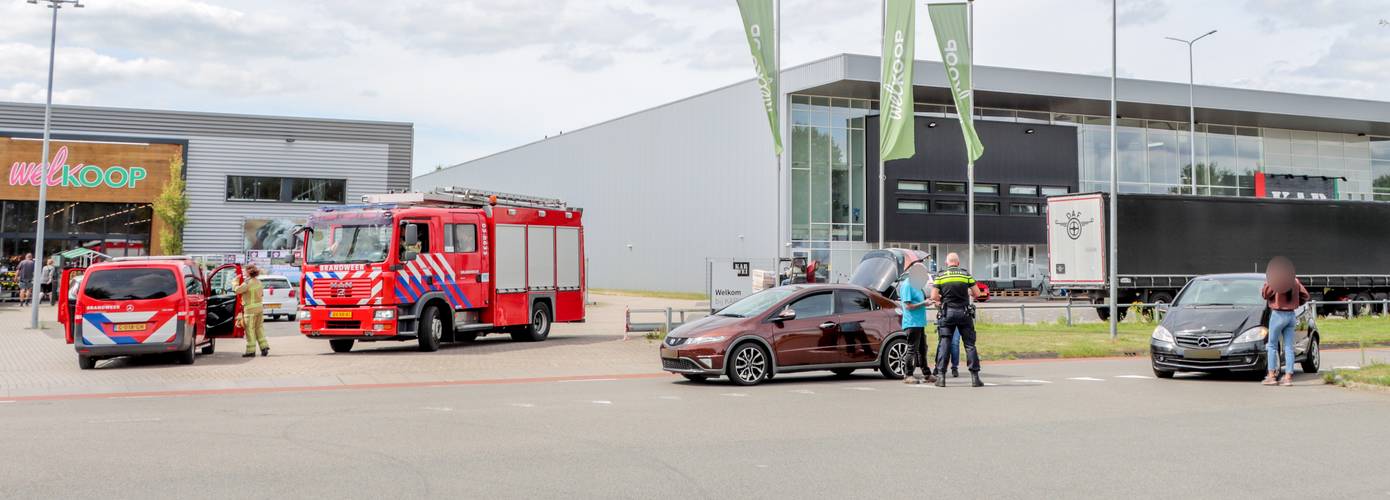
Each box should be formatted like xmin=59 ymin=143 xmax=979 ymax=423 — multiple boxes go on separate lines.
xmin=776 ymin=306 xmax=796 ymax=322
xmin=403 ymin=224 xmax=419 ymax=246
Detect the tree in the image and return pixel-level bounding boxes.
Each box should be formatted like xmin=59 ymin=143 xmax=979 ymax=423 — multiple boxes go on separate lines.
xmin=153 ymin=155 xmax=188 ymax=255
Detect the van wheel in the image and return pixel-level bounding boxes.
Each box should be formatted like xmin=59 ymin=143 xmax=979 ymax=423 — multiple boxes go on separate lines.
xmin=417 ymin=306 xmax=443 ymax=352
xmin=178 ymin=341 xmax=196 ymax=365
xmin=511 ymin=303 xmax=552 ymax=342
xmin=330 ymin=339 xmax=354 ymax=353
xmin=78 ymin=356 xmax=96 ymax=370
xmin=200 ymin=338 xmax=216 ymax=355
xmin=1300 ymin=335 xmax=1320 ymax=374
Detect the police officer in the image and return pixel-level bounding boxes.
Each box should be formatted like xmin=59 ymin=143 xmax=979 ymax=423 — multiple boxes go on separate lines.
xmin=931 ymin=252 xmax=982 ymax=387
xmin=896 ymin=262 xmax=936 ymax=384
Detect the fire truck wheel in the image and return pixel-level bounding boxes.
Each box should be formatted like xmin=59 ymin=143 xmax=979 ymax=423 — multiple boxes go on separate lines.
xmin=418 ymin=306 xmax=444 ymax=352
xmin=511 ymin=303 xmax=552 ymax=342
xmin=330 ymin=339 xmax=354 ymax=353
xmin=200 ymin=338 xmax=216 ymax=355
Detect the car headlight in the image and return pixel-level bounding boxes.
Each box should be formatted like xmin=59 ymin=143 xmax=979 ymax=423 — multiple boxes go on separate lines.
xmin=297 ymin=310 xmax=310 ymax=321
xmin=685 ymin=336 xmax=726 ymax=345
xmin=1151 ymin=325 xmax=1174 ymax=343
xmin=373 ymin=309 xmax=396 ymax=320
xmin=1234 ymin=326 xmax=1268 ymax=343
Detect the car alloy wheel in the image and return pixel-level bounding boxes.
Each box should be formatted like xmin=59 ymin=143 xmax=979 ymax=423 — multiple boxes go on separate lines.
xmin=732 ymin=346 xmax=767 ymax=384
xmin=885 ymin=341 xmax=908 ymax=377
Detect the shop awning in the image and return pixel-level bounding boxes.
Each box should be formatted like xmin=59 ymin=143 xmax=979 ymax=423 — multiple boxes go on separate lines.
xmin=58 ymin=247 xmax=109 ymax=260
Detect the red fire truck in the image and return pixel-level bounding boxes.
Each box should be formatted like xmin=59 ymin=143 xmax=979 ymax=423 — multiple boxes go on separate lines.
xmin=297 ymin=187 xmax=585 ymax=353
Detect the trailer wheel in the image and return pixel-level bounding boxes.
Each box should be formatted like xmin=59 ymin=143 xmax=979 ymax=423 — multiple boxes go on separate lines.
xmin=329 ymin=339 xmax=354 ymax=353
xmin=417 ymin=306 xmax=443 ymax=352
xmin=511 ymin=303 xmax=552 ymax=342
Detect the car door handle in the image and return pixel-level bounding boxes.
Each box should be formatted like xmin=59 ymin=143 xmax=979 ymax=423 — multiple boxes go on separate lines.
xmin=819 ymin=322 xmax=837 ymax=329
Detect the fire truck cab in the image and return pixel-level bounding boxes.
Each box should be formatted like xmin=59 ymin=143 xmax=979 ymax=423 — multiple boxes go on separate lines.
xmin=298 ymin=187 xmax=585 ymax=353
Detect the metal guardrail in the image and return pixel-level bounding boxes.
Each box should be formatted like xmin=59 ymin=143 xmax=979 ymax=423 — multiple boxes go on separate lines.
xmin=622 ymin=299 xmax=1390 ymax=331
xmin=625 ymin=307 xmax=711 ymax=333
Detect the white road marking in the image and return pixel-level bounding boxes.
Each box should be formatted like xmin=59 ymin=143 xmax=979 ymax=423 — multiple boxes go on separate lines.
xmin=87 ymin=417 xmax=162 ymax=424
xmin=1115 ymin=375 xmax=1153 ymax=379
xmin=908 ymin=384 xmax=938 ymax=389
xmin=720 ymin=393 xmax=749 ymax=397
xmin=421 ymin=406 xmax=453 ymax=412
xmin=756 ymin=464 xmax=770 ymax=469
xmin=1016 ymin=379 xmax=1052 ymax=384
xmin=657 ymin=396 xmax=681 ymax=400
xmin=844 ymin=386 xmax=878 ymax=391
xmin=1067 ymin=377 xmax=1106 ymax=382
xmin=983 ymin=383 xmax=999 ymax=386
xmin=0 ymin=401 xmax=15 ymax=404
xmin=591 ymin=400 xmax=613 ymax=405
xmin=789 ymin=389 xmax=816 ymax=395
xmin=509 ymin=403 xmax=537 ymax=408
xmin=1333 ymin=366 xmax=1361 ymax=370
xmin=559 ymin=378 xmax=617 ymax=383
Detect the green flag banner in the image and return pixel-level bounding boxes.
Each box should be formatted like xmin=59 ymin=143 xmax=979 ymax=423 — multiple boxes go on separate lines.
xmin=927 ymin=2 xmax=984 ymax=163
xmin=737 ymin=0 xmax=782 ymax=156
xmin=879 ymin=0 xmax=915 ymax=161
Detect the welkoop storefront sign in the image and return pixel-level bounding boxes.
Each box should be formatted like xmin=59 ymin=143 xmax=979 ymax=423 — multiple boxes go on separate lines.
xmin=0 ymin=138 xmax=178 ymax=203
xmin=8 ymin=145 xmax=149 ymax=189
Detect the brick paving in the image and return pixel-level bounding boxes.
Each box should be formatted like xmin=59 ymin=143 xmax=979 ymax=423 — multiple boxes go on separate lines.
xmin=0 ymin=294 xmax=702 ymax=398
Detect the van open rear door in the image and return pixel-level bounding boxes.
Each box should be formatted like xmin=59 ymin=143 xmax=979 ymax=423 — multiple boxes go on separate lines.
xmin=58 ymin=267 xmax=85 ymax=344
xmin=206 ymin=264 xmax=246 ymax=338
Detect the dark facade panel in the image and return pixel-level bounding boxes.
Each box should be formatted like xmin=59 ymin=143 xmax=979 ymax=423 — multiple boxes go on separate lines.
xmin=866 ymin=118 xmax=1079 ymax=244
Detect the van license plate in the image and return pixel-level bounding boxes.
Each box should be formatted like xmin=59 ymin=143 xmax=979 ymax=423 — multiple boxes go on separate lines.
xmin=1185 ymin=349 xmax=1221 ymax=360
xmin=330 ymin=311 xmax=353 ymax=319
xmin=114 ymin=323 xmax=146 ymax=332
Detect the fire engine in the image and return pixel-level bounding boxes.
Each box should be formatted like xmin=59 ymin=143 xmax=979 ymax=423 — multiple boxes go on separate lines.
xmin=296 ymin=187 xmax=585 ymax=353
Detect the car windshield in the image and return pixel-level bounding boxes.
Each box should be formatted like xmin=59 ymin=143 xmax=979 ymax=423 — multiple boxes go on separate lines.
xmin=83 ymin=268 xmax=179 ymax=301
xmin=307 ymin=224 xmax=390 ymax=264
xmin=1174 ymin=278 xmax=1265 ymax=306
xmin=716 ymin=288 xmax=796 ymax=317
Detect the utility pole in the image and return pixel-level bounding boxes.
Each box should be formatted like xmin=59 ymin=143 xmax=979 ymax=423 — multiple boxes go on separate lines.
xmin=26 ymin=0 xmax=86 ymax=330
xmin=1165 ymin=29 xmax=1217 ymax=195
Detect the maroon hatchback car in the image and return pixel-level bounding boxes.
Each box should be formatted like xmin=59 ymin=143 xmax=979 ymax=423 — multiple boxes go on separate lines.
xmin=659 ymin=284 xmax=909 ymax=385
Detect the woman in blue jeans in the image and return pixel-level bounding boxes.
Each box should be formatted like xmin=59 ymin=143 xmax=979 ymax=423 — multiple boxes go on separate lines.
xmin=1261 ymin=257 xmax=1309 ymax=387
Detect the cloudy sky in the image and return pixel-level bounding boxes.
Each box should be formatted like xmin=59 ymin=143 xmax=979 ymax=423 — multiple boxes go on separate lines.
xmin=1 ymin=0 xmax=1386 ymax=176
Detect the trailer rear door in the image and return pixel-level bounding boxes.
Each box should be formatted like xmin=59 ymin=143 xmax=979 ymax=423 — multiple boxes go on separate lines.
xmin=1047 ymin=194 xmax=1107 ymax=288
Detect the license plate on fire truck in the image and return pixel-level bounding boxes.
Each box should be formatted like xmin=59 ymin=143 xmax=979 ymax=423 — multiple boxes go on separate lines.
xmin=330 ymin=311 xmax=353 ymax=319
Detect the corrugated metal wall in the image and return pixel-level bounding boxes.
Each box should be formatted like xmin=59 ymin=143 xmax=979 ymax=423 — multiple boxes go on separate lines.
xmin=0 ymin=101 xmax=412 ymax=254
xmin=184 ymin=136 xmax=388 ymax=253
xmin=414 ymin=80 xmax=781 ymax=293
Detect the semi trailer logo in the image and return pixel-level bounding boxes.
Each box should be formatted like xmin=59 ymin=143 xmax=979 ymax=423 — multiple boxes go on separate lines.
xmin=8 ymin=146 xmax=149 ymax=189
xmin=1055 ymin=210 xmax=1094 ymax=241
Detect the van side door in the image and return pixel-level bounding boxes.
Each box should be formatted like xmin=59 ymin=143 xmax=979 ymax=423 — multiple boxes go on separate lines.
xmin=58 ymin=267 xmax=85 ymax=344
xmin=443 ymin=213 xmax=489 ymax=309
xmin=206 ymin=264 xmax=245 ymax=338
xmin=182 ymin=264 xmax=208 ymax=341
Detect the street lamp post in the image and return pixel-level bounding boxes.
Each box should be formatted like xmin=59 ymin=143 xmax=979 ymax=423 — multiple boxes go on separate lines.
xmin=1165 ymin=29 xmax=1217 ymax=196
xmin=26 ymin=0 xmax=85 ymax=330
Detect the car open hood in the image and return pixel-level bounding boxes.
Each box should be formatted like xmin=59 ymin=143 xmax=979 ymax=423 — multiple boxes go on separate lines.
xmin=669 ymin=314 xmax=745 ymax=337
xmin=1164 ymin=305 xmax=1262 ymax=334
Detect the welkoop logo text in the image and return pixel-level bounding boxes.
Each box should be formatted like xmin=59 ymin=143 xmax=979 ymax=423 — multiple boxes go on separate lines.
xmin=884 ymin=30 xmax=909 ymax=121
xmin=748 ymin=24 xmax=775 ymax=115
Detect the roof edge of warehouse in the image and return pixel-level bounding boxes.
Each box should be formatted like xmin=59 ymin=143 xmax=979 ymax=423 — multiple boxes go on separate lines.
xmin=0 ymin=100 xmax=414 ymax=128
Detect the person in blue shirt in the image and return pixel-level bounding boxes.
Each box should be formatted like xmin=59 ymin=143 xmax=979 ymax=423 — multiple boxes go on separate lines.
xmin=897 ymin=262 xmax=936 ymax=384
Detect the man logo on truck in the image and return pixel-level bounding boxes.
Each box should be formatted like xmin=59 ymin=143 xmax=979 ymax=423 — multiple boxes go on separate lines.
xmin=1055 ymin=210 xmax=1094 ymax=241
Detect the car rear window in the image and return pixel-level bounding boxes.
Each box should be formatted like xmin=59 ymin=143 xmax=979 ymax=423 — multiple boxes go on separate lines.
xmin=83 ymin=268 xmax=179 ymax=301
xmin=262 ymin=279 xmax=291 ymax=289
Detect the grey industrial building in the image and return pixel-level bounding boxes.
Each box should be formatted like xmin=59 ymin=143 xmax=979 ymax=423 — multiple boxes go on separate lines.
xmin=415 ymin=53 xmax=1390 ymax=293
xmin=0 ymin=102 xmax=412 ymax=260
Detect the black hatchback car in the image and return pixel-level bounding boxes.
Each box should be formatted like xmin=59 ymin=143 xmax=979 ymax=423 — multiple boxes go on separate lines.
xmin=1150 ymin=273 xmax=1320 ymax=378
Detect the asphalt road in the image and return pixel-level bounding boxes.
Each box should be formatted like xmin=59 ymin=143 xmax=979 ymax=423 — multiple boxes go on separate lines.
xmin=2 ymin=350 xmax=1387 ymax=499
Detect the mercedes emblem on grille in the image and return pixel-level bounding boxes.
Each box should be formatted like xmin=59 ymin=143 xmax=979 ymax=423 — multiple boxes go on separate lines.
xmin=1197 ymin=336 xmax=1211 ymax=348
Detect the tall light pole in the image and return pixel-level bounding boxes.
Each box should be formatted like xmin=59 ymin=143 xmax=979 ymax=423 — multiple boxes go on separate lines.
xmin=1165 ymin=29 xmax=1216 ymax=195
xmin=26 ymin=0 xmax=85 ymax=330
xmin=1107 ymin=0 xmax=1118 ymax=340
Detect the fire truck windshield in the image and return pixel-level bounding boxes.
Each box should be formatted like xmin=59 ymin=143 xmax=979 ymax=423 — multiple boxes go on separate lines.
xmin=306 ymin=224 xmax=391 ymax=264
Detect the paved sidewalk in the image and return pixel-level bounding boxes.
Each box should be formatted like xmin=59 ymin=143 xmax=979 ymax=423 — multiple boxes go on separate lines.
xmin=0 ymin=294 xmax=699 ymax=399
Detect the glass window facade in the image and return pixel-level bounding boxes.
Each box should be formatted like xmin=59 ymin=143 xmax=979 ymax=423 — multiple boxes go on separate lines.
xmin=790 ymin=95 xmax=870 ymax=242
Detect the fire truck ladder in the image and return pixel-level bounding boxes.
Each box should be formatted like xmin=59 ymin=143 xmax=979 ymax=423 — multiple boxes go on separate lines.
xmin=362 ymin=187 xmax=572 ymax=210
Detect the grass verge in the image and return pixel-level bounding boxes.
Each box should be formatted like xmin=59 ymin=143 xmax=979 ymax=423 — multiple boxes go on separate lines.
xmin=1323 ymin=363 xmax=1390 ymax=388
xmin=591 ymin=288 xmax=708 ymax=302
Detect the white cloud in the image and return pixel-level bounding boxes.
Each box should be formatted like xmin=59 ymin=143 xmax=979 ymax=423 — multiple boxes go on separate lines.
xmin=0 ymin=82 xmax=91 ymax=104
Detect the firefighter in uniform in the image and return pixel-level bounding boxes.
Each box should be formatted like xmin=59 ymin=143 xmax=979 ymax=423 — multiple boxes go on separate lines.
xmin=930 ymin=253 xmax=982 ymax=387
xmin=235 ymin=265 xmax=269 ymax=358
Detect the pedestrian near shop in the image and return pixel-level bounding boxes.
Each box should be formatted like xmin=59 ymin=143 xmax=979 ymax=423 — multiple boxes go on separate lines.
xmin=931 ymin=253 xmax=982 ymax=387
xmin=16 ymin=253 xmax=35 ymax=307
xmin=897 ymin=262 xmax=935 ymax=384
xmin=1261 ymin=256 xmax=1308 ymax=387
xmin=235 ymin=265 xmax=269 ymax=358
xmin=40 ymin=258 xmax=56 ymax=306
